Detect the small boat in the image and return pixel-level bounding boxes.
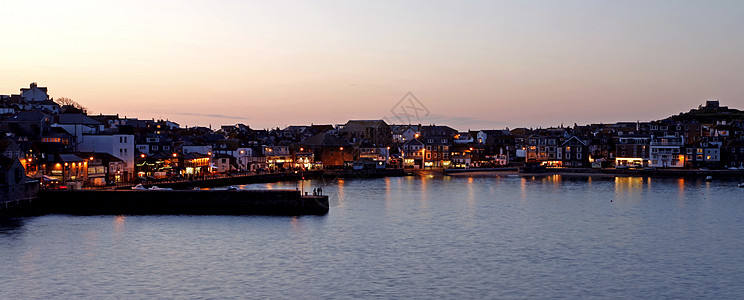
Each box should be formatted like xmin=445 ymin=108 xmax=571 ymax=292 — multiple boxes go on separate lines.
xmin=148 ymin=185 xmax=173 ymax=190
xmin=132 ymin=183 xmax=148 ymax=190
xmin=227 ymin=186 xmax=239 ymax=190
xmin=739 ymin=183 xmax=744 ymax=188
xmin=705 ymin=176 xmax=713 ymax=182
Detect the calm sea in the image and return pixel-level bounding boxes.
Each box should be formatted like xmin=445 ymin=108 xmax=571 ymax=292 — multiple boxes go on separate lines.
xmin=2 ymin=174 xmax=744 ymax=299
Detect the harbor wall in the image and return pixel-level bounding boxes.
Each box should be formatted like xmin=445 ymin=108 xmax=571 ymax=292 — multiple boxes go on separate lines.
xmin=37 ymin=190 xmax=329 ymax=216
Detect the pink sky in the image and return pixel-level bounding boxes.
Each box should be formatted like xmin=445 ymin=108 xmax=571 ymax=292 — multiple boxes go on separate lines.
xmin=2 ymin=0 xmax=743 ymax=130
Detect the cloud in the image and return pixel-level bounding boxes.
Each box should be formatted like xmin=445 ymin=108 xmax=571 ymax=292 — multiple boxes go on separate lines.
xmin=163 ymin=112 xmax=250 ymax=120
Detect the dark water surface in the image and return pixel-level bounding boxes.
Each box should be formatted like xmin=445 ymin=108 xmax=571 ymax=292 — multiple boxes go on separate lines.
xmin=2 ymin=175 xmax=744 ymax=299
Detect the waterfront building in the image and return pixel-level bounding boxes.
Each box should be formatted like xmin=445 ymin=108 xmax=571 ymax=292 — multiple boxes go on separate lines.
xmin=725 ymin=138 xmax=744 ymax=169
xmin=558 ymin=136 xmax=590 ymax=167
xmin=613 ymin=135 xmax=651 ymax=167
xmin=402 ymin=138 xmax=424 ymax=168
xmin=526 ymin=134 xmax=561 ymax=166
xmin=263 ymin=146 xmax=292 ymax=170
xmin=685 ymin=140 xmax=722 ymax=169
xmin=47 ymin=154 xmax=88 ymax=182
xmin=649 ymin=135 xmax=685 ymax=168
xmin=0 ymin=154 xmax=39 ymax=205
xmin=302 ymin=132 xmax=353 ymax=168
xmin=76 ymin=152 xmax=125 ymax=186
xmin=77 ymin=134 xmax=135 ymax=181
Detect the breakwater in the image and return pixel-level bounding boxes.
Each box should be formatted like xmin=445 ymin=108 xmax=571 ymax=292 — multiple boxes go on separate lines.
xmin=121 ymin=168 xmax=407 ymax=190
xmin=549 ymin=168 xmax=744 ymax=177
xmin=38 ymin=189 xmax=329 ymax=216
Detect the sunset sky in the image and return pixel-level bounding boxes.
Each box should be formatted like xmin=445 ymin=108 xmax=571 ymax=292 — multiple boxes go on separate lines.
xmin=2 ymin=0 xmax=743 ymax=130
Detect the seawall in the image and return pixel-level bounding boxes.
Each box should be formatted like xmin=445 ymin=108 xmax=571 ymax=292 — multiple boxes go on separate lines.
xmin=38 ymin=190 xmax=329 ymax=216
xmin=548 ymin=168 xmax=744 ymax=178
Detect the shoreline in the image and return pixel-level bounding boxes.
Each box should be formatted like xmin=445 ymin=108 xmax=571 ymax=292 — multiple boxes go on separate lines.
xmin=441 ymin=167 xmax=744 ymax=179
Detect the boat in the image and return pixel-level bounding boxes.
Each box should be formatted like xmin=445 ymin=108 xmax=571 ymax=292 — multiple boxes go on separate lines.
xmin=739 ymin=183 xmax=744 ymax=188
xmin=705 ymin=176 xmax=713 ymax=182
xmin=131 ymin=183 xmax=148 ymax=190
xmin=148 ymin=186 xmax=173 ymax=191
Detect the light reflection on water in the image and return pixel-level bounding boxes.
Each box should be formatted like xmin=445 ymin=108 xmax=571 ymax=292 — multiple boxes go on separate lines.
xmin=2 ymin=175 xmax=744 ymax=299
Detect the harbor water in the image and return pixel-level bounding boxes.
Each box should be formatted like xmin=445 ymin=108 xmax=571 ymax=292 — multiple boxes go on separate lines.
xmin=2 ymin=174 xmax=744 ymax=299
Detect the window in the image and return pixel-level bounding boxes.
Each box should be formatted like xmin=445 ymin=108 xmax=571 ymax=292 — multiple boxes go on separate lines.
xmin=566 ymin=153 xmax=570 ymax=159
xmin=441 ymin=139 xmax=447 ymax=143
xmin=577 ymin=153 xmax=581 ymax=159
xmin=163 ymin=146 xmax=170 ymax=150
xmin=119 ymin=137 xmax=123 ymax=143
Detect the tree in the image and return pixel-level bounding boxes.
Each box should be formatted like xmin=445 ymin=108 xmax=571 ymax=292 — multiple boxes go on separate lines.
xmin=54 ymin=97 xmax=87 ymax=113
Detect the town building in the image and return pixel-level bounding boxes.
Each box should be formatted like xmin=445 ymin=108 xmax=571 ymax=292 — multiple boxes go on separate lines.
xmin=649 ymin=135 xmax=685 ymax=168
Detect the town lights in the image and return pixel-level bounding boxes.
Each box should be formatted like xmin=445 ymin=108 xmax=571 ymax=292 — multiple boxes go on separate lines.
xmin=340 ymin=147 xmax=344 ymax=151
xmin=89 ymin=157 xmax=94 ymax=160
xmin=141 ymin=154 xmax=146 ymax=158
xmin=173 ymin=153 xmax=177 ymax=157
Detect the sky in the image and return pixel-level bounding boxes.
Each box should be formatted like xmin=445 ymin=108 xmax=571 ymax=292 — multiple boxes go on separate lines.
xmin=2 ymin=0 xmax=743 ymax=130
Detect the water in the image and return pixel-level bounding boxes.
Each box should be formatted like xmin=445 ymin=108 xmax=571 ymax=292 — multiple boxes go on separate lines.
xmin=2 ymin=174 xmax=744 ymax=299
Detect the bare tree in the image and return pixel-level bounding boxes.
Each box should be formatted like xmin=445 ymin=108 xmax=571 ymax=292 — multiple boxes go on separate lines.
xmin=55 ymin=97 xmax=87 ymax=113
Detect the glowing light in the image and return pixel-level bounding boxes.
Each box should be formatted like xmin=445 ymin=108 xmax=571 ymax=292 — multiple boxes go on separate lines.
xmin=173 ymin=153 xmax=177 ymax=157
xmin=141 ymin=154 xmax=146 ymax=158
xmin=89 ymin=157 xmax=94 ymax=160
xmin=340 ymin=147 xmax=344 ymax=151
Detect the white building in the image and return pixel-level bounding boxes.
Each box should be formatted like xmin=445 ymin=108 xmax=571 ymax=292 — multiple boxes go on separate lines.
xmin=77 ymin=134 xmax=135 ymax=180
xmin=20 ymin=82 xmax=49 ymax=102
xmin=649 ymin=135 xmax=685 ymax=168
